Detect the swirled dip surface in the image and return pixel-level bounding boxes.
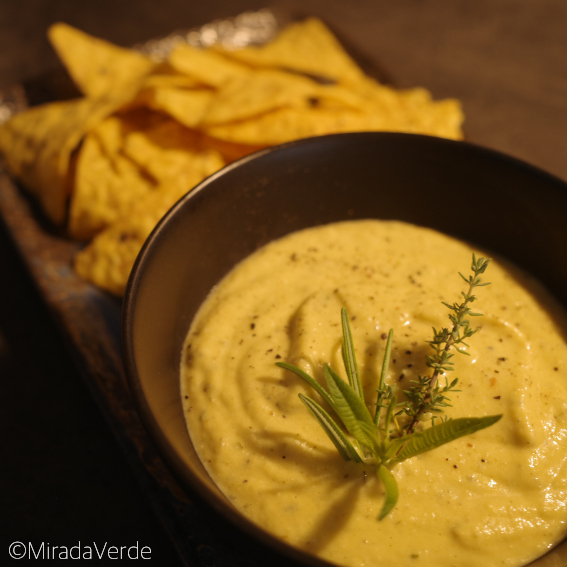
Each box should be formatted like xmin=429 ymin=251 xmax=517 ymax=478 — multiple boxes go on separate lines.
xmin=181 ymin=220 xmax=567 ymax=567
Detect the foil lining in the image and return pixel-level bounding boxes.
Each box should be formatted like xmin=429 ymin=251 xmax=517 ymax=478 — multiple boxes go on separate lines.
xmin=136 ymin=9 xmax=278 ymax=59
xmin=0 ymin=84 xmax=27 ymax=125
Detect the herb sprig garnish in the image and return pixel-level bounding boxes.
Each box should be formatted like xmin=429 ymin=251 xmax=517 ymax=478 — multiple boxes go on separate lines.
xmin=276 ymin=254 xmax=502 ymax=520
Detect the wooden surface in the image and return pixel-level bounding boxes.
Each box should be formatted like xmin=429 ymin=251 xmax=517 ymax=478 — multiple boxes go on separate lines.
xmin=1 ymin=1 xmax=566 ymax=565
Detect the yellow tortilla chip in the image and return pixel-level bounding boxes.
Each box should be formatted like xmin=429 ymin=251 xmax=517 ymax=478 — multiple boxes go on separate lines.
xmin=122 ymin=120 xmax=225 ymax=184
xmin=203 ymin=95 xmax=463 ymax=146
xmin=355 ymin=78 xmax=464 ymax=139
xmin=138 ymin=87 xmax=215 ymax=128
xmin=200 ymin=69 xmax=374 ymax=126
xmin=217 ymin=18 xmax=365 ymax=85
xmin=68 ymin=130 xmax=156 ymax=240
xmin=74 ymin=156 xmax=223 ymax=296
xmin=141 ymin=73 xmax=202 ymax=90
xmin=403 ymin=96 xmax=464 ymax=140
xmin=0 ymin=95 xmax=135 ymax=224
xmin=307 ymin=83 xmax=374 ymax=112
xmin=94 ymin=109 xmax=168 ymax=155
xmin=167 ymin=44 xmax=251 ymax=87
xmin=48 ymin=23 xmax=155 ymax=98
xmin=200 ymin=69 xmax=319 ymax=125
xmin=202 ymin=106 xmax=372 ymax=145
xmin=140 ymin=61 xmax=204 ymax=89
xmin=74 ymin=205 xmax=163 ymax=296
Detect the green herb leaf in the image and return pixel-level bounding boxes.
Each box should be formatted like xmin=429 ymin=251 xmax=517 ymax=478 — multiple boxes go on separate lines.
xmin=324 ymin=364 xmax=377 ymax=455
xmin=298 ymin=394 xmax=362 ymax=462
xmin=374 ymin=328 xmax=394 ymax=425
xmin=377 ymin=465 xmax=399 ymax=520
xmin=341 ymin=308 xmax=364 ymax=398
xmin=390 ymin=415 xmax=502 ymax=463
xmin=276 ymin=361 xmax=336 ymax=410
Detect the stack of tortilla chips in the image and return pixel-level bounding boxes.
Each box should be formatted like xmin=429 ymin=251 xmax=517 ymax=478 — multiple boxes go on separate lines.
xmin=0 ymin=18 xmax=464 ymax=296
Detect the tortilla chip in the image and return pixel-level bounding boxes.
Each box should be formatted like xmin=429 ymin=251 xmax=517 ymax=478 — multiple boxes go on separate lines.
xmin=74 ymin=208 xmax=161 ymax=296
xmin=200 ymin=69 xmax=375 ymax=126
xmin=68 ymin=130 xmax=155 ymax=240
xmin=199 ymin=69 xmax=318 ymax=125
xmin=122 ymin=119 xmax=225 ymax=184
xmin=216 ymin=18 xmax=365 ymax=85
xmin=138 ymin=87 xmax=215 ymax=128
xmin=142 ymin=74 xmax=202 ymax=90
xmin=405 ymin=97 xmax=464 ymax=140
xmin=202 ymin=106 xmax=370 ymax=145
xmin=167 ymin=43 xmax=251 ymax=87
xmin=74 ymin=123 xmax=226 ymax=295
xmin=356 ymin=78 xmax=464 ymax=139
xmin=94 ymin=109 xmax=168 ymax=155
xmin=203 ymin=82 xmax=464 ymax=146
xmin=0 ymin=95 xmax=135 ymax=224
xmin=48 ymin=23 xmax=155 ymax=98
xmin=74 ymin=159 xmax=222 ymax=296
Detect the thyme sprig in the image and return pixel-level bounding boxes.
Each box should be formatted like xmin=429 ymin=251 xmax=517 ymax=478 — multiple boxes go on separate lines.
xmin=276 ymin=254 xmax=501 ymax=520
xmin=402 ymin=253 xmax=492 ymax=434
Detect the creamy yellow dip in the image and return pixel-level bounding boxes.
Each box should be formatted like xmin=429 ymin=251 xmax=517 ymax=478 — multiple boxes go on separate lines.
xmin=181 ymin=220 xmax=567 ymax=567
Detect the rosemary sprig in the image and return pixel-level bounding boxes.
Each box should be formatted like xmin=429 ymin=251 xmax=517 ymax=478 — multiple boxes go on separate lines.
xmin=276 ymin=254 xmax=501 ymax=520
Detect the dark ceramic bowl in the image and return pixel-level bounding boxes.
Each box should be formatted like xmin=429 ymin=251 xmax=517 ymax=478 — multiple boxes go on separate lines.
xmin=122 ymin=132 xmax=567 ymax=567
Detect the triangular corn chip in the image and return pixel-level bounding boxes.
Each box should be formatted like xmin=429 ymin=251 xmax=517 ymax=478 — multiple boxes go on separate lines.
xmin=74 ymin=145 xmax=224 ymax=295
xmin=0 ymin=95 xmax=132 ymax=224
xmin=69 ymin=129 xmax=156 ymax=240
xmin=168 ymin=43 xmax=251 ymax=88
xmin=48 ymin=22 xmax=155 ymax=98
xmin=217 ymin=18 xmax=365 ymax=85
xmin=137 ymin=87 xmax=214 ymax=128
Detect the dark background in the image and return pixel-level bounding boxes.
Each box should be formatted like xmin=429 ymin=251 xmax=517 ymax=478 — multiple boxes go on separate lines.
xmin=1 ymin=1 xmax=566 ymax=565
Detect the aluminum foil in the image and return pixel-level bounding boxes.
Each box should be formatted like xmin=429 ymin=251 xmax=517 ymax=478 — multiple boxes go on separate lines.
xmin=137 ymin=9 xmax=278 ymax=59
xmin=0 ymin=84 xmax=27 ymax=125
